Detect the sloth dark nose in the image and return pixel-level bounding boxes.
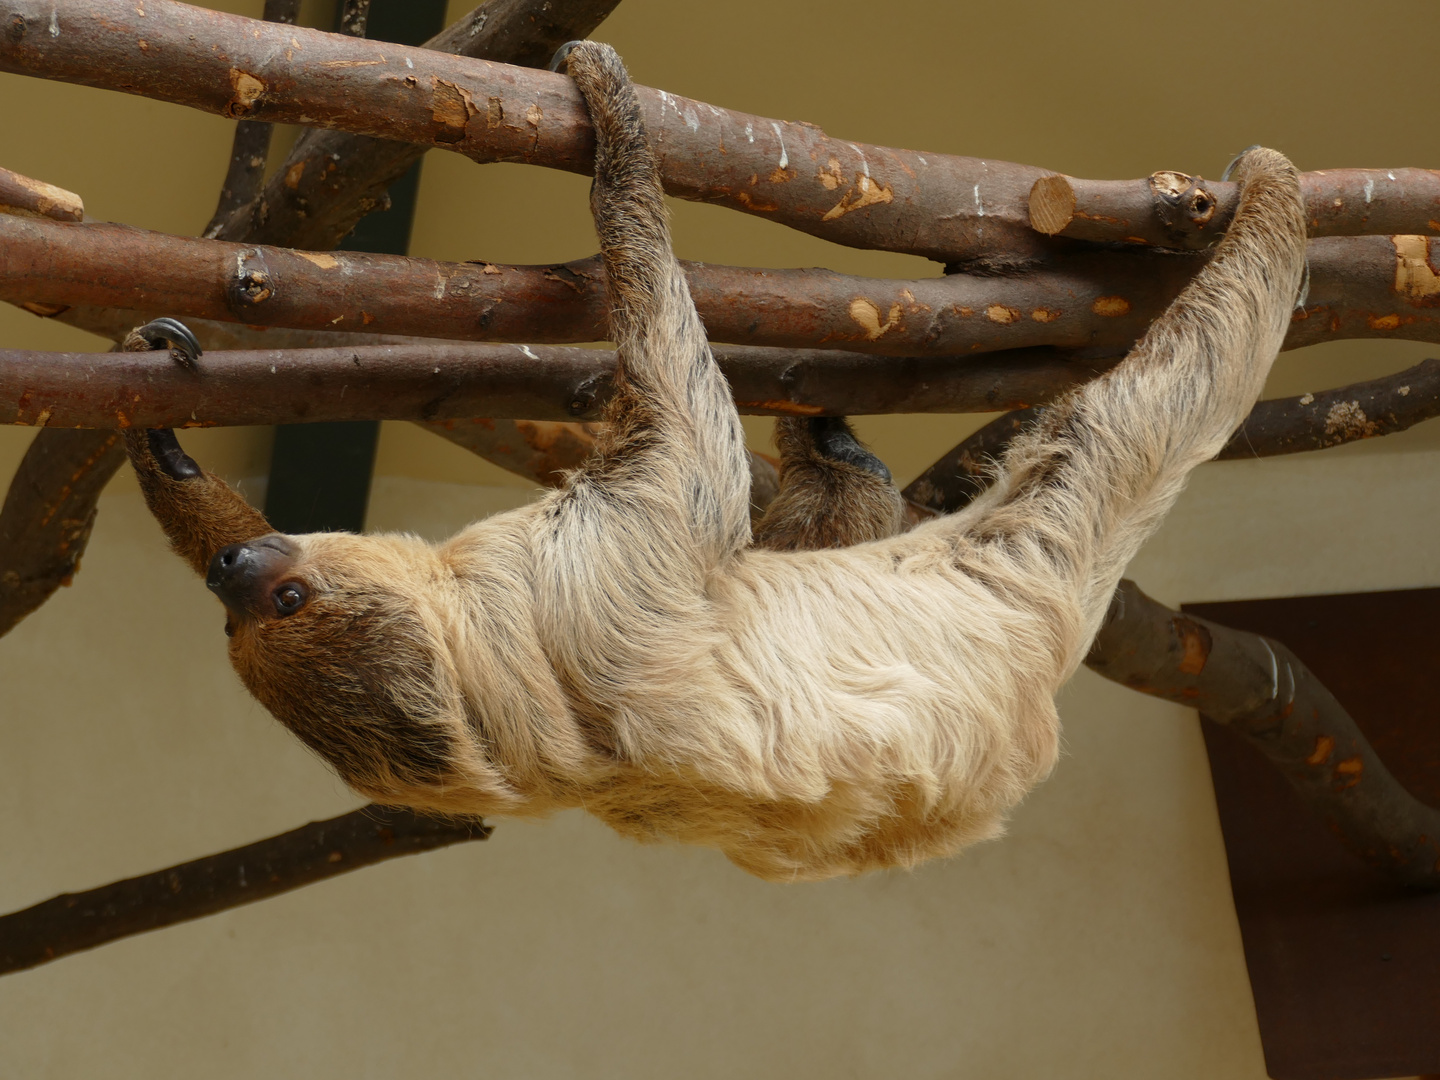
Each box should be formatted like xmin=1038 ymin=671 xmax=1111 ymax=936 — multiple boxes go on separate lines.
xmin=207 ymin=543 xmax=265 ymax=609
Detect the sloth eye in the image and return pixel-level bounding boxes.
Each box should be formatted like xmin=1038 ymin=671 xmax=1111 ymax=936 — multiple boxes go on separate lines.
xmin=272 ymin=582 xmax=309 ymax=616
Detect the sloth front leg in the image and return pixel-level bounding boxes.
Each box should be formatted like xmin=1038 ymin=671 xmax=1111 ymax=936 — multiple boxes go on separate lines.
xmin=121 ymin=319 xmax=272 ymax=577
xmin=555 ymin=41 xmax=752 ymax=569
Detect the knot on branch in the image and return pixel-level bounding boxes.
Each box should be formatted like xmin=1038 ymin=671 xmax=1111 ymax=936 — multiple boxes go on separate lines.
xmin=1149 ymin=170 xmax=1220 ymax=238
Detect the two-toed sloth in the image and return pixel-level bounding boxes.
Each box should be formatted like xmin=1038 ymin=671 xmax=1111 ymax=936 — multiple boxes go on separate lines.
xmin=124 ymin=42 xmax=1306 ymax=880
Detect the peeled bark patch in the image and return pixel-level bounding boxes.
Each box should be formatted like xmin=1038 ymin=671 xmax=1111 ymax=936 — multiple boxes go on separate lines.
xmin=227 ymin=68 xmax=265 ymax=118
xmin=431 ymin=78 xmax=476 ymax=143
xmin=1392 ymin=233 xmax=1440 ymax=304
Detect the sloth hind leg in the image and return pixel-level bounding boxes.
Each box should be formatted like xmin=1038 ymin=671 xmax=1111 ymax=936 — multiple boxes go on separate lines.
xmin=752 ymin=417 xmax=906 ymax=552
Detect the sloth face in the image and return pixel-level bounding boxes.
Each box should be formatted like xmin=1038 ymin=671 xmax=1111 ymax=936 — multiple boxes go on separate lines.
xmin=205 ymin=531 xmax=473 ymax=801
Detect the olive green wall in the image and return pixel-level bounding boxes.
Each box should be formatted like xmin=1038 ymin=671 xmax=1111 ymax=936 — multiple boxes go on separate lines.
xmin=1 ymin=1 xmax=1438 ymax=1077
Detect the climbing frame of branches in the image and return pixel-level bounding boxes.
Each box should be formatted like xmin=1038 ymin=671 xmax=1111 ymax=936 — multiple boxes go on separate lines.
xmin=1 ymin=0 xmax=1439 ymax=976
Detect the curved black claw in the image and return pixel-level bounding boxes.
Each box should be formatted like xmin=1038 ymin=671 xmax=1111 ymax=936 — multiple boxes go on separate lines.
xmin=1221 ymin=145 xmax=1264 ymax=182
xmin=145 ymin=428 xmax=202 ymax=481
xmin=808 ymin=416 xmax=892 ymax=482
xmin=131 ymin=317 xmax=203 ymax=369
xmin=548 ymin=40 xmax=583 ymax=73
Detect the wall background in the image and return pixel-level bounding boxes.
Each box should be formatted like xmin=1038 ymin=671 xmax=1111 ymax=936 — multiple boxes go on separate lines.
xmin=1 ymin=1 xmax=1437 ymax=1077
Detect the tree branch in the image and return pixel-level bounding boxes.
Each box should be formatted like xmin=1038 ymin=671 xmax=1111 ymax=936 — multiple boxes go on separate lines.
xmin=0 ymin=806 xmax=491 ymax=977
xmin=903 ymin=361 xmax=1440 ymax=514
xmin=0 ymin=427 xmax=125 ymax=636
xmin=7 ymin=1 xmax=1439 ymax=267
xmin=1217 ymin=358 xmax=1440 ymax=459
xmin=1029 ymin=168 xmax=1440 ymax=249
xmin=199 ymin=0 xmax=301 ymax=238
xmin=0 ymin=165 xmax=83 ymax=222
xmin=0 ymin=339 xmax=1102 ymax=427
xmin=1085 ymin=580 xmax=1440 ymax=889
xmin=215 ymin=0 xmax=625 ymax=249
xmin=4 ymin=212 xmax=1438 ymax=355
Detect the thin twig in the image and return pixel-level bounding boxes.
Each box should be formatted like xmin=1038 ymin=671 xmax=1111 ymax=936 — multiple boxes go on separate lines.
xmin=0 ymin=806 xmax=491 ymax=977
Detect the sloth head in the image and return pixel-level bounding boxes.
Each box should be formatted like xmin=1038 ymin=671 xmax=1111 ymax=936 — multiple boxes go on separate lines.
xmin=204 ymin=530 xmax=508 ymax=812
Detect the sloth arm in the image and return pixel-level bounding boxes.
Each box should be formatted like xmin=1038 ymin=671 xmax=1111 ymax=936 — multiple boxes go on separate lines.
xmin=525 ymin=44 xmax=755 ymax=739
xmin=914 ymin=147 xmax=1307 ymax=682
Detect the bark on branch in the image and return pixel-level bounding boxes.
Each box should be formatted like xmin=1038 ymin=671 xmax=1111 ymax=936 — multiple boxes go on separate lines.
xmin=0 ymin=427 xmax=125 ymax=635
xmin=199 ymin=0 xmax=301 ymax=239
xmin=0 ymin=165 xmax=83 ymax=222
xmin=215 ymin=0 xmax=624 ymax=249
xmin=1085 ymin=580 xmax=1440 ymax=889
xmin=4 ymin=212 xmax=1439 ymax=356
xmin=903 ymin=359 xmax=1440 ymax=514
xmin=7 ymin=1 xmax=1439 ymax=266
xmin=1029 ymin=168 xmax=1440 ymax=249
xmin=0 ymin=806 xmax=491 ymax=976
xmin=0 ymin=340 xmax=1101 ymax=427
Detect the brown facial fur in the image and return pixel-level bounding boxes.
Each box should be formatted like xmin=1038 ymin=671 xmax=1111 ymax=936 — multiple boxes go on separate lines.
xmin=125 ymin=42 xmax=1307 ymax=880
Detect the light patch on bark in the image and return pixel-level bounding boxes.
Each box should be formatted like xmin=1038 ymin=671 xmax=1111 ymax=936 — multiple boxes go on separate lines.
xmin=821 ymin=175 xmax=893 ymax=221
xmin=1323 ymin=400 xmax=1378 ymax=439
xmin=228 ymin=70 xmax=266 ymax=117
xmin=1392 ymin=234 xmax=1440 ymax=300
xmin=848 ymin=298 xmax=902 ymax=340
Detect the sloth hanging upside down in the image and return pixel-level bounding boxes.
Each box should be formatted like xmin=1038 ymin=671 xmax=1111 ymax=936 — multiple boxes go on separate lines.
xmin=123 ymin=42 xmax=1307 ymax=881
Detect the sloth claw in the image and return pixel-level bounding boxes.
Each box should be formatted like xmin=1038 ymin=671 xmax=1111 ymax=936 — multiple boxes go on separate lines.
xmin=548 ymin=40 xmax=582 ymax=73
xmin=125 ymin=317 xmax=203 ymax=369
xmin=808 ymin=416 xmax=892 ymax=482
xmin=146 ymin=428 xmax=203 ymax=482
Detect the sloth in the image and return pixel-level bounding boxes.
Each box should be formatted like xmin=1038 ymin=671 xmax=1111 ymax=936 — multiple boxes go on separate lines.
xmin=124 ymin=41 xmax=1307 ymax=881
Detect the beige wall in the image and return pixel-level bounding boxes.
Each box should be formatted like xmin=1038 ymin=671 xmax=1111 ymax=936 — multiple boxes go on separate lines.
xmin=2 ymin=1 xmax=1438 ymax=1076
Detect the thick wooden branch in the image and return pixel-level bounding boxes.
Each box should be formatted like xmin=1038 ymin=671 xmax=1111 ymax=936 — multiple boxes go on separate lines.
xmin=0 ymin=0 xmax=1050 ymax=265
xmin=0 ymin=427 xmax=125 ymax=635
xmin=1217 ymin=359 xmax=1440 ymax=459
xmin=1030 ymin=168 xmax=1440 ymax=249
xmin=903 ymin=361 xmax=1440 ymax=514
xmin=0 ymin=806 xmax=490 ymax=976
xmin=1086 ymin=580 xmax=1440 ymax=889
xmin=5 ymin=2 xmax=1439 ymax=266
xmin=199 ymin=0 xmax=301 ymax=239
xmin=0 ymin=340 xmax=1100 ymax=427
xmin=4 ymin=212 xmax=1439 ymax=355
xmin=216 ymin=0 xmax=624 ymax=249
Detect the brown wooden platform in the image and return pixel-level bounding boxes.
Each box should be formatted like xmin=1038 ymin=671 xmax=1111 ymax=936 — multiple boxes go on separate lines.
xmin=1186 ymin=588 xmax=1440 ymax=1080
